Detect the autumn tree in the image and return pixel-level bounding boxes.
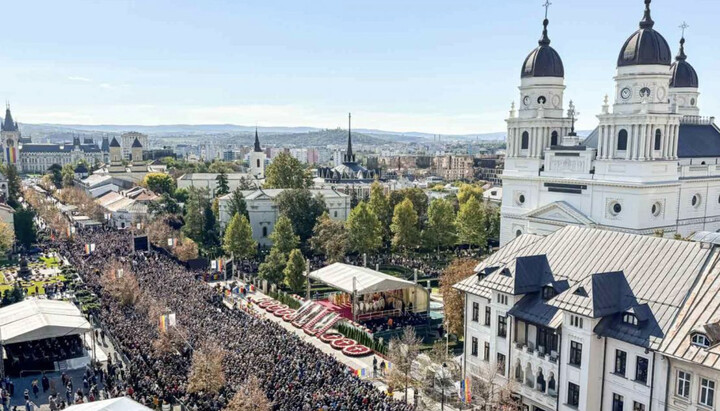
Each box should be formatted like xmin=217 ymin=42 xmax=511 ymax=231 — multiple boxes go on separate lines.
xmin=226 ymin=376 xmax=271 ymax=411
xmin=187 ymin=345 xmax=226 ymax=395
xmin=142 ymin=173 xmax=176 ymax=195
xmin=346 ymin=202 xmax=383 ymax=256
xmin=423 ymin=198 xmax=456 ymax=252
xmin=389 ymin=187 xmax=429 ymax=221
xmin=440 ymin=258 xmax=478 ymax=337
xmin=174 ymin=237 xmax=199 ymax=262
xmin=310 ymin=212 xmax=348 ymax=262
xmin=284 ymin=249 xmax=306 ymax=292
xmin=258 ymin=248 xmax=286 ymax=285
xmin=387 ymin=326 xmax=422 ymax=402
xmin=457 ymin=183 xmax=484 ymax=205
xmin=269 ymin=215 xmax=299 ymax=255
xmin=264 ymin=152 xmax=312 ymax=189
xmin=101 ymin=262 xmax=140 ymax=307
xmin=391 ymin=198 xmax=419 ymax=254
xmin=455 ymin=196 xmax=488 ymax=251
xmin=0 ymin=221 xmax=15 ymax=255
xmin=223 ymin=213 xmax=256 ymax=259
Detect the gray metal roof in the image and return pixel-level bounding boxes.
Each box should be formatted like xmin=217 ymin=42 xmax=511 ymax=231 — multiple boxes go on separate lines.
xmin=455 ymin=226 xmax=711 ymax=351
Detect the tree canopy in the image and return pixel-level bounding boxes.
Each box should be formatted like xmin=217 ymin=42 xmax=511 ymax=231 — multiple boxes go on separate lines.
xmin=223 ymin=213 xmax=256 ymax=259
xmin=258 ymin=248 xmax=286 ymax=285
xmin=440 ymin=258 xmax=478 ymax=337
xmin=310 ymin=212 xmax=348 ymax=263
xmin=423 ymin=198 xmax=456 ymax=251
xmin=0 ymin=220 xmax=14 ymax=255
xmin=346 ymin=202 xmax=383 ymax=256
xmin=215 ymin=171 xmax=230 ymax=196
xmin=143 ymin=173 xmax=177 ymax=196
xmin=275 ymin=189 xmax=327 ymax=243
xmin=390 ymin=198 xmax=419 ymax=254
xmin=284 ymin=249 xmax=306 ymax=292
xmin=264 ymin=152 xmax=312 ymax=189
xmin=269 ymin=215 xmax=299 ymax=255
xmin=455 ymin=196 xmax=488 ymax=250
xmin=457 ymin=183 xmax=484 ymax=205
xmin=227 ymin=188 xmax=249 ymax=219
xmin=14 ymin=208 xmax=37 ymax=248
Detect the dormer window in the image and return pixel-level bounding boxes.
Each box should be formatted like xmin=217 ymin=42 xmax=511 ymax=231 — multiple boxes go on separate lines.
xmin=692 ymin=333 xmax=710 ymax=348
xmin=542 ymin=286 xmax=556 ymax=300
xmin=622 ymin=313 xmax=638 ymax=326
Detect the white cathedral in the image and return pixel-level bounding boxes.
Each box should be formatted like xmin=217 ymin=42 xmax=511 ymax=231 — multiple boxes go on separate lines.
xmin=500 ymin=0 xmax=719 ymax=246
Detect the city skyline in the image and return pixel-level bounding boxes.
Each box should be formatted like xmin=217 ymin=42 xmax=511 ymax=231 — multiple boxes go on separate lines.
xmin=1 ymin=0 xmax=718 ymax=134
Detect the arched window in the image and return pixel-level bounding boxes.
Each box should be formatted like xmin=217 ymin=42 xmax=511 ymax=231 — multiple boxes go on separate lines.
xmin=654 ymin=129 xmax=662 ymax=150
xmin=521 ymin=131 xmax=529 ymax=150
xmin=617 ymin=129 xmax=628 ymax=151
xmin=256 ymin=159 xmax=261 ymax=168
xmin=262 ymin=226 xmax=268 ymax=237
xmin=550 ymin=131 xmax=558 ymax=146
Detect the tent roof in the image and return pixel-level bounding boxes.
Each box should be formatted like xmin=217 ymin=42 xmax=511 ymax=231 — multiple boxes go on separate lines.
xmin=0 ymin=300 xmax=92 ymax=345
xmin=309 ymin=263 xmax=418 ymax=295
xmin=66 ymin=397 xmax=153 ymax=410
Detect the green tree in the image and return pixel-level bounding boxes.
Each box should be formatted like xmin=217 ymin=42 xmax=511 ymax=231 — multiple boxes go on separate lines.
xmin=368 ymin=181 xmax=391 ymax=240
xmin=389 ymin=187 xmax=429 ymax=222
xmin=3 ymin=164 xmax=21 ymax=207
xmin=47 ymin=164 xmax=63 ymax=190
xmin=182 ymin=188 xmax=210 ymax=246
xmin=455 ymin=196 xmax=487 ymax=250
xmin=61 ymin=164 xmax=75 ymax=188
xmin=14 ymin=208 xmax=37 ymax=248
xmin=486 ymin=205 xmax=501 ymax=241
xmin=346 ymin=202 xmax=383 ymax=256
xmin=310 ymin=212 xmax=348 ymax=263
xmin=1 ymin=283 xmax=24 ymax=307
xmin=258 ymin=248 xmax=286 ymax=285
xmin=148 ymin=193 xmax=181 ymax=216
xmin=223 ymin=213 xmax=256 ymax=259
xmin=202 ymin=203 xmax=221 ymax=253
xmin=423 ymin=198 xmax=456 ymax=251
xmin=227 ymin=188 xmax=249 ymax=219
xmin=284 ymin=249 xmax=306 ymax=292
xmin=391 ymin=198 xmax=420 ymax=254
xmin=208 ymin=161 xmax=234 ymax=174
xmin=143 ymin=173 xmax=176 ymax=195
xmin=269 ymin=215 xmax=300 ymax=255
xmin=275 ymin=189 xmax=327 ymax=243
xmin=457 ymin=183 xmax=484 ymax=205
xmin=174 ymin=188 xmax=190 ymax=203
xmin=215 ymin=171 xmax=230 ymax=196
xmin=264 ymin=152 xmax=312 ymax=189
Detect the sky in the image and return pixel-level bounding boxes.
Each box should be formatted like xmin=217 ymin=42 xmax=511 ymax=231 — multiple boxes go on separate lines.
xmin=1 ymin=0 xmax=719 ymax=135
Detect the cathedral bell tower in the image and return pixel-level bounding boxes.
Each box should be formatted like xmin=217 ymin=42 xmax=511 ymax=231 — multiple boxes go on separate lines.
xmin=249 ymin=128 xmax=266 ymax=179
xmin=1 ymin=104 xmax=20 ymax=166
xmin=594 ymin=0 xmax=681 ymax=182
xmin=505 ymin=4 xmax=572 ymax=177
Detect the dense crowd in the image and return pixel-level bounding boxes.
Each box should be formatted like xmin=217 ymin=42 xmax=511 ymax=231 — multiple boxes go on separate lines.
xmin=57 ymin=226 xmax=413 ymax=411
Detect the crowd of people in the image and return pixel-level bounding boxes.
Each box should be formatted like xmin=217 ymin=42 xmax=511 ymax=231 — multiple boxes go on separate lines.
xmin=55 ymin=226 xmax=414 ymax=410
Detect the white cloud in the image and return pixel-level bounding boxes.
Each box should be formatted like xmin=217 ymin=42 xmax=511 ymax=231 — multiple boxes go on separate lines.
xmin=67 ymin=76 xmax=92 ymax=82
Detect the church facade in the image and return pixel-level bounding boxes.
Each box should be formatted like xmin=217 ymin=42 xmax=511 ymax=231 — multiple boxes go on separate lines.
xmin=500 ymin=0 xmax=720 ymax=246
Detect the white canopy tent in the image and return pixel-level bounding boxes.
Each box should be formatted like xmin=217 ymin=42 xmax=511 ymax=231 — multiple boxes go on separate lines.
xmin=65 ymin=397 xmax=153 ymax=410
xmin=308 ymin=263 xmax=430 ymax=314
xmin=0 ymin=299 xmax=92 ymax=345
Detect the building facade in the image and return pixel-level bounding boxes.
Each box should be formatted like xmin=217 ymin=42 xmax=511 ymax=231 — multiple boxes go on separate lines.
xmin=120 ymin=132 xmax=149 ymax=160
xmin=218 ymin=188 xmax=350 ymax=247
xmin=456 ymin=225 xmax=720 ymax=411
xmin=500 ymin=1 xmax=720 ymax=246
xmin=432 ymin=155 xmax=475 ymax=181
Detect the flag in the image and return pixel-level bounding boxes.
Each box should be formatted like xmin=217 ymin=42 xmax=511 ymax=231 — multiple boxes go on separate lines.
xmin=116 ymin=269 xmax=124 ymax=279
xmin=168 ymin=313 xmax=176 ymax=327
xmin=159 ymin=315 xmax=168 ymax=333
xmin=217 ymin=259 xmax=224 ymax=272
xmin=84 ymin=244 xmax=91 ymax=254
xmin=211 ymin=260 xmax=217 ymax=270
xmin=167 ymin=238 xmax=175 ymax=247
xmin=225 ymin=289 xmax=231 ymax=296
xmin=385 ymin=362 xmax=392 ymax=371
xmin=355 ymin=368 xmax=366 ymax=377
xmin=464 ymin=377 xmax=471 ymax=403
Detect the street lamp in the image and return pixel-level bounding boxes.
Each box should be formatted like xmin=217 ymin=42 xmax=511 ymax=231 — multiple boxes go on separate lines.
xmin=440 ymin=362 xmax=447 ymax=411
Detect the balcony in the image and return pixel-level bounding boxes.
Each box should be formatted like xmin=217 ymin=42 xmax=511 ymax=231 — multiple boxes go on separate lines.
xmin=511 ymin=343 xmax=559 ymax=410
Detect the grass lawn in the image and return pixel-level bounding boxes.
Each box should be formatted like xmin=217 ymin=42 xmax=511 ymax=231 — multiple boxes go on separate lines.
xmin=38 ymin=256 xmax=61 ymax=268
xmin=0 ymin=274 xmax=67 ymax=296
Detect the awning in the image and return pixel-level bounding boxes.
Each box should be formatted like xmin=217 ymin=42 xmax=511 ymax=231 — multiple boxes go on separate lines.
xmin=65 ymin=397 xmax=152 ymax=410
xmin=0 ymin=300 xmax=92 ymax=345
xmin=309 ymin=262 xmax=417 ymax=295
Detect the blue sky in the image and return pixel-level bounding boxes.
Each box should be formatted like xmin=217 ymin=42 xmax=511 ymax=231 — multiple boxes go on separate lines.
xmin=2 ymin=0 xmax=719 ymax=134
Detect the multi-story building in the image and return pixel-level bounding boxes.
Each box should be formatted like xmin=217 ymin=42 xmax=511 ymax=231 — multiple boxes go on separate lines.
xmin=19 ymin=136 xmax=104 ymax=174
xmin=455 ymin=225 xmax=720 ymax=411
xmin=218 ymin=188 xmax=350 ymax=247
xmin=120 ymin=132 xmax=149 ymax=160
xmin=475 ymin=155 xmax=505 ymax=186
xmin=432 ymin=154 xmax=475 ymax=181
xmin=500 ymin=1 xmax=720 ymax=246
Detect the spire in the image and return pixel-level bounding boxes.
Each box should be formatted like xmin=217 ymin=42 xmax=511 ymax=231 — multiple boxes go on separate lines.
xmin=343 ymin=113 xmax=355 ymax=163
xmin=2 ymin=103 xmax=17 ymax=132
xmin=676 ymin=22 xmax=689 ymax=61
xmin=640 ymin=0 xmax=654 ymax=30
xmin=253 ymin=127 xmax=262 ymax=152
xmin=539 ymin=1 xmax=552 ymax=46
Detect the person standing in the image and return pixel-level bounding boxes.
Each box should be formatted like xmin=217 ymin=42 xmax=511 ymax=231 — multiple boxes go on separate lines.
xmin=41 ymin=375 xmax=49 ymax=394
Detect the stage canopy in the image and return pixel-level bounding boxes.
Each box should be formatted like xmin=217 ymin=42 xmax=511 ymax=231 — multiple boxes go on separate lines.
xmin=66 ymin=397 xmax=153 ymax=410
xmin=308 ymin=263 xmax=430 ymax=312
xmin=0 ymin=299 xmax=92 ymax=345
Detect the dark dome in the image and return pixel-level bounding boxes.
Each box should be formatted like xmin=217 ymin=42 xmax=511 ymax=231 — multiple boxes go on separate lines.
xmin=617 ymin=1 xmax=671 ymax=67
xmin=670 ymin=38 xmax=698 ymax=88
xmin=521 ymin=19 xmax=564 ymax=79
